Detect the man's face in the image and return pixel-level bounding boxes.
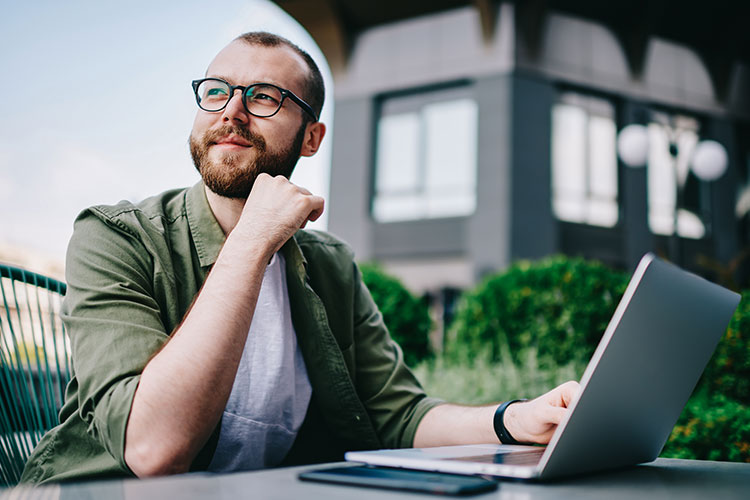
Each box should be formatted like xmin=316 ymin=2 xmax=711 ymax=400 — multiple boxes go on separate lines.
xmin=189 ymin=41 xmax=311 ymax=199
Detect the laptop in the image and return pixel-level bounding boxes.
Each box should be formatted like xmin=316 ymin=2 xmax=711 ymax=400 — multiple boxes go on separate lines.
xmin=345 ymin=253 xmax=741 ymax=480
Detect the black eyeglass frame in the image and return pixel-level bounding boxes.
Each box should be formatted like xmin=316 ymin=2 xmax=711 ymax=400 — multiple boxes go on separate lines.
xmin=191 ymin=78 xmax=318 ymax=122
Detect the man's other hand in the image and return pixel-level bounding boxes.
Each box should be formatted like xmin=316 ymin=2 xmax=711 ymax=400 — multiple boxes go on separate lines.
xmin=503 ymin=380 xmax=580 ymax=445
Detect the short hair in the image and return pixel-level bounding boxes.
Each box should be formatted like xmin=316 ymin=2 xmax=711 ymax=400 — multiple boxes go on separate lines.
xmin=234 ymin=31 xmax=325 ymax=122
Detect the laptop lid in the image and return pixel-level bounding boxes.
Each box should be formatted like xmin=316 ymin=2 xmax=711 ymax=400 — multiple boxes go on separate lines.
xmin=345 ymin=254 xmax=741 ymax=480
xmin=537 ymin=253 xmax=740 ymax=478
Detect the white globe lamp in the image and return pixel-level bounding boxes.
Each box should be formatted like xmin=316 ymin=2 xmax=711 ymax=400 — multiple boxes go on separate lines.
xmin=690 ymin=140 xmax=728 ymax=182
xmin=617 ymin=124 xmax=650 ymax=167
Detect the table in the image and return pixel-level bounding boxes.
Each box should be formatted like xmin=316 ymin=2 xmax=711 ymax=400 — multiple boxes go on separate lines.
xmin=2 ymin=458 xmax=749 ymax=499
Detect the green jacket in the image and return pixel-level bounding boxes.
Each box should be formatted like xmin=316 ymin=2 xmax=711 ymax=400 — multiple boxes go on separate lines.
xmin=21 ymin=182 xmax=441 ymax=484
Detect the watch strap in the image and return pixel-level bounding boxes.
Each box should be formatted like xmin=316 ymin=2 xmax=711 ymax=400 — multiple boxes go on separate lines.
xmin=493 ymin=399 xmax=527 ymax=445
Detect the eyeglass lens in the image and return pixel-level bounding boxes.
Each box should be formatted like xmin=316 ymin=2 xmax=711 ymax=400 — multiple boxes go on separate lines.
xmin=196 ymin=80 xmax=283 ymax=117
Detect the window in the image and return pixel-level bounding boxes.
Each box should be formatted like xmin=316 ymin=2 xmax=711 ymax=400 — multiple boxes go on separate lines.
xmin=646 ymin=114 xmax=705 ymax=239
xmin=551 ymin=92 xmax=618 ymax=227
xmin=372 ymin=87 xmax=478 ymax=223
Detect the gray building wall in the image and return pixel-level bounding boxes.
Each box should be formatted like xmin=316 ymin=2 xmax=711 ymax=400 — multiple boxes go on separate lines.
xmin=469 ymin=74 xmax=514 ymax=278
xmin=509 ymin=73 xmax=557 ymax=261
xmin=327 ymin=97 xmax=374 ymax=259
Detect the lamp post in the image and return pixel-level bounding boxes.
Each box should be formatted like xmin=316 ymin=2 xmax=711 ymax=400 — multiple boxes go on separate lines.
xmin=617 ymin=120 xmax=729 ymax=266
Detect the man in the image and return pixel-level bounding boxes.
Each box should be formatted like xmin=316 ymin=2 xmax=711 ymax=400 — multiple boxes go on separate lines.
xmin=21 ymin=32 xmax=578 ymax=484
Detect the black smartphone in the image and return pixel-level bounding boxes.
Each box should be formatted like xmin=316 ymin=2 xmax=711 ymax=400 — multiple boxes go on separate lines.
xmin=298 ymin=465 xmax=498 ymax=496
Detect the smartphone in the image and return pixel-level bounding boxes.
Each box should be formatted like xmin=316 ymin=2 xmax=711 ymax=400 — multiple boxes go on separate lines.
xmin=298 ymin=465 xmax=498 ymax=496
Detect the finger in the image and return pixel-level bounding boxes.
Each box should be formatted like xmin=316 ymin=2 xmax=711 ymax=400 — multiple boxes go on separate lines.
xmin=544 ymin=406 xmax=567 ymax=426
xmin=561 ymin=381 xmax=580 ymax=407
xmin=545 ymin=381 xmax=578 ymax=407
xmin=306 ymin=197 xmax=325 ymax=222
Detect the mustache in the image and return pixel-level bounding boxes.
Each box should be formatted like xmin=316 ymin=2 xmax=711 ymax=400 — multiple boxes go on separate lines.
xmin=203 ymin=125 xmax=266 ymax=152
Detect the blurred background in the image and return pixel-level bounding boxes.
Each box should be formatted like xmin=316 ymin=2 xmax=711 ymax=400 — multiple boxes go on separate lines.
xmin=277 ymin=0 xmax=750 ymax=307
xmin=1 ymin=0 xmax=749 ymax=463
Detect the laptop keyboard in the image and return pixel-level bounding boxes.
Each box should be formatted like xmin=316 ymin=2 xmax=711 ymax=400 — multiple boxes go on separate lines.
xmin=446 ymin=449 xmax=545 ymax=466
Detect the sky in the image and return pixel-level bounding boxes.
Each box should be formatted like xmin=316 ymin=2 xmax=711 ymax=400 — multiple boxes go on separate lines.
xmin=0 ymin=0 xmax=333 ymax=265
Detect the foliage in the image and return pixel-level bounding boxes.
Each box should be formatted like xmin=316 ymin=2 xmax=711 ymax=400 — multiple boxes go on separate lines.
xmin=359 ymin=262 xmax=432 ymax=367
xmin=661 ymin=393 xmax=750 ymax=462
xmin=413 ymin=346 xmax=580 ymax=405
xmin=701 ymin=291 xmax=750 ymax=405
xmin=447 ymin=256 xmax=629 ymax=369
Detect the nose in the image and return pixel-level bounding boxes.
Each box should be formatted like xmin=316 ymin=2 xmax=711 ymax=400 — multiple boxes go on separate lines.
xmin=221 ymin=88 xmax=249 ymax=125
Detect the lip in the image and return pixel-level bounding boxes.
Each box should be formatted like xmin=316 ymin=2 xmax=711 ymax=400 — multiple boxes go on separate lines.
xmin=213 ymin=135 xmax=252 ymax=147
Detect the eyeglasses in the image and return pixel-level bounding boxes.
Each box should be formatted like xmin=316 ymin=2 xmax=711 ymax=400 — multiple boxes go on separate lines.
xmin=191 ymin=78 xmax=318 ymax=121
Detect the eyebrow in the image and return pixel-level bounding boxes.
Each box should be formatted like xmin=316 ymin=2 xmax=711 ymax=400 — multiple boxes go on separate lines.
xmin=206 ymin=74 xmax=235 ymax=83
xmin=206 ymin=74 xmax=286 ymax=89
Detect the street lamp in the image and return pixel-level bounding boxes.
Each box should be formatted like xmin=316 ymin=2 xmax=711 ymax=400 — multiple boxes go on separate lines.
xmin=617 ymin=119 xmax=729 ymax=265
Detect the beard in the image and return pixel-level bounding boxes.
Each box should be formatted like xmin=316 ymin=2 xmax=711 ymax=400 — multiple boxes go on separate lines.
xmin=189 ymin=122 xmax=306 ymax=199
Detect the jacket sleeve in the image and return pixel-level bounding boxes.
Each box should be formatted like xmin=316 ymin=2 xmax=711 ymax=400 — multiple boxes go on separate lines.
xmin=349 ymin=262 xmax=444 ymax=448
xmin=62 ymin=209 xmax=170 ymax=472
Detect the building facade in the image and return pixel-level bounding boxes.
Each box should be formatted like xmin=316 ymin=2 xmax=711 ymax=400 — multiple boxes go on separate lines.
xmin=278 ymin=0 xmax=750 ymax=296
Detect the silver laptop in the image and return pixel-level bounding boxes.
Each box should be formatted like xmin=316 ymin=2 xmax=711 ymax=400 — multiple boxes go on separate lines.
xmin=345 ymin=253 xmax=741 ymax=480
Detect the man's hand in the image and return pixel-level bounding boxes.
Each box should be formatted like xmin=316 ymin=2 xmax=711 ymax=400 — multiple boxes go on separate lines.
xmin=232 ymin=173 xmax=325 ymax=257
xmin=413 ymin=380 xmax=580 ymax=448
xmin=503 ymin=380 xmax=580 ymax=444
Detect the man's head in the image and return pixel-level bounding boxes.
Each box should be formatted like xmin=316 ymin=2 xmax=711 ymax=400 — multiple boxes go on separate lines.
xmin=189 ymin=32 xmax=326 ymax=199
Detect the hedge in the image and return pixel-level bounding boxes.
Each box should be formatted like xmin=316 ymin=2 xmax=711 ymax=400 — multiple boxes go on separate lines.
xmin=701 ymin=290 xmax=750 ymax=405
xmin=661 ymin=393 xmax=750 ymax=462
xmin=359 ymin=262 xmax=432 ymax=367
xmin=447 ymin=255 xmax=629 ymax=369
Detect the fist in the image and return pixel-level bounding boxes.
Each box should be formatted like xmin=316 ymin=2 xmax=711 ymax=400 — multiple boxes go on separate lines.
xmin=504 ymin=380 xmax=580 ymax=444
xmin=233 ymin=173 xmax=325 ymax=255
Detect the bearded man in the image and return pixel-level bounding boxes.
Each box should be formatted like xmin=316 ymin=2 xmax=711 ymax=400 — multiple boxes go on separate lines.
xmin=21 ymin=32 xmax=578 ymax=484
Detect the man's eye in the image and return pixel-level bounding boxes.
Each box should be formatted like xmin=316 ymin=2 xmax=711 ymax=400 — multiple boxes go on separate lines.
xmin=247 ymin=89 xmax=280 ymax=105
xmin=206 ymin=87 xmax=228 ymax=97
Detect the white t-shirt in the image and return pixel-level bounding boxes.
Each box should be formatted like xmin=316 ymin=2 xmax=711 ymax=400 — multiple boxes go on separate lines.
xmin=207 ymin=252 xmax=312 ymax=471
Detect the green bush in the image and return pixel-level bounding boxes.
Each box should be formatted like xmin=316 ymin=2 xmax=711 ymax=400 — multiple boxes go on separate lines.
xmin=702 ymin=291 xmax=750 ymax=405
xmin=447 ymin=256 xmax=629 ymax=369
xmin=359 ymin=262 xmax=432 ymax=367
xmin=662 ymin=393 xmax=750 ymax=462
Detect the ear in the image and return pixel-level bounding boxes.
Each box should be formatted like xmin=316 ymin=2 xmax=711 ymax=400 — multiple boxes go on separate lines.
xmin=299 ymin=121 xmax=326 ymax=157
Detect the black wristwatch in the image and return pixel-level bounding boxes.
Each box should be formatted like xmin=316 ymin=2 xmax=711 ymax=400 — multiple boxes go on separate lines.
xmin=493 ymin=399 xmax=527 ymax=445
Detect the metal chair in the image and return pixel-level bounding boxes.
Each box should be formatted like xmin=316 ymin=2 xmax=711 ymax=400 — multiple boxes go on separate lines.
xmin=0 ymin=264 xmax=69 ymax=486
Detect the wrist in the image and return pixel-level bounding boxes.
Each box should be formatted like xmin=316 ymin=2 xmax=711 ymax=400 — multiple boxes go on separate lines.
xmin=493 ymin=399 xmax=527 ymax=445
xmin=223 ymin=227 xmax=276 ymax=264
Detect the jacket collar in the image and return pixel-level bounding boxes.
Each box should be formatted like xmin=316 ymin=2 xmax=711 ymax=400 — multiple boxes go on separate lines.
xmin=185 ymin=181 xmax=308 ymax=275
xmin=185 ymin=181 xmax=226 ymax=268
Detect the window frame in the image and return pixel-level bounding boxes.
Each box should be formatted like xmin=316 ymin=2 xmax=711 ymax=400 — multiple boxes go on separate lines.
xmin=550 ymin=89 xmax=621 ymax=229
xmin=370 ymin=81 xmax=479 ymax=224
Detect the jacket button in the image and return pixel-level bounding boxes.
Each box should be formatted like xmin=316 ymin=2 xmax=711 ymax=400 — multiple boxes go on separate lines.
xmin=355 ymin=415 xmax=361 ymax=421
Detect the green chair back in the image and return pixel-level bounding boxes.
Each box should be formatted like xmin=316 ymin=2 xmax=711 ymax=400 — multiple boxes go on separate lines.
xmin=0 ymin=264 xmax=69 ymax=487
